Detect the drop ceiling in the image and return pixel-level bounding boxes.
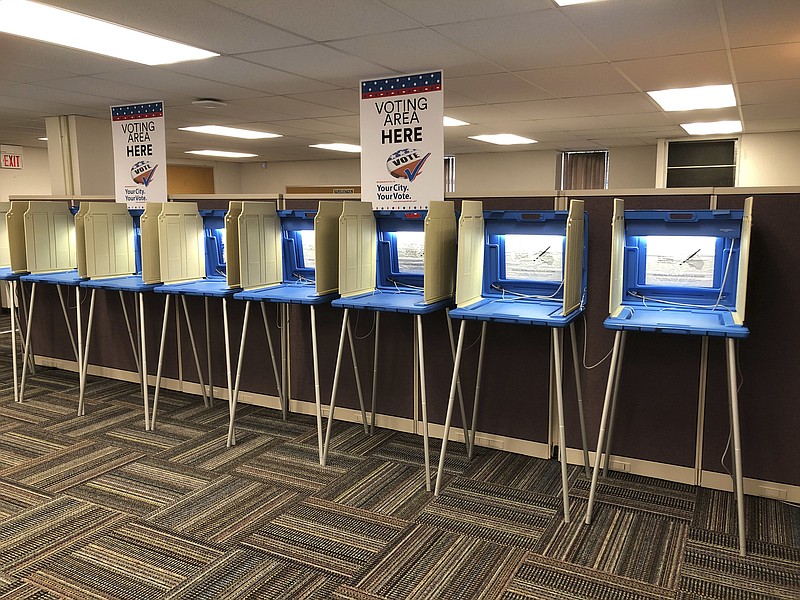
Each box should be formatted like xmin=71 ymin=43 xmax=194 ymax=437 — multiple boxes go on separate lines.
xmin=1 ymin=0 xmax=798 ymax=162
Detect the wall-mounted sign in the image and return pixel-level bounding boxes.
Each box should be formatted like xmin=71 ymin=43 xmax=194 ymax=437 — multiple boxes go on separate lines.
xmin=1 ymin=145 xmax=23 ymax=169
xmin=110 ymin=101 xmax=167 ymax=209
xmin=360 ymin=71 xmax=444 ymax=210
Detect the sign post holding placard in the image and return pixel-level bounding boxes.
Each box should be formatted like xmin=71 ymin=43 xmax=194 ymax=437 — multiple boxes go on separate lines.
xmin=360 ymin=71 xmax=443 ymax=210
xmin=110 ymin=101 xmax=167 ymax=209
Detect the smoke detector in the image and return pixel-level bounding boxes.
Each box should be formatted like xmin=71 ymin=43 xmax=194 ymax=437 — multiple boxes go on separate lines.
xmin=192 ymin=98 xmax=227 ymax=109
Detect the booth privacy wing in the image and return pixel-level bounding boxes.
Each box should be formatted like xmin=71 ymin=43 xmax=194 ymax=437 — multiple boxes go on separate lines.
xmin=23 ymin=201 xmax=77 ymax=274
xmin=455 ymin=200 xmax=485 ymax=308
xmin=735 ymin=196 xmax=753 ymax=324
xmin=339 ymin=201 xmax=376 ymax=298
xmin=140 ymin=201 xmax=163 ymax=284
xmin=157 ymin=201 xmax=205 ymax=284
xmin=0 ymin=203 xmax=11 ymax=268
xmin=608 ymin=198 xmax=626 ymax=317
xmin=225 ymin=201 xmax=242 ymax=289
xmin=423 ymin=200 xmax=457 ymax=304
xmin=314 ymin=201 xmax=343 ymax=296
xmin=562 ymin=199 xmax=585 ymax=316
xmin=7 ymin=202 xmax=29 ymax=273
xmin=237 ymin=201 xmax=282 ymax=291
xmin=79 ymin=202 xmax=135 ymax=280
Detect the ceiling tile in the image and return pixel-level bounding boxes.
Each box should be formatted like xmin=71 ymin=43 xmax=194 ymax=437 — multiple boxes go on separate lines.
xmin=742 ymin=102 xmax=800 ymax=120
xmin=742 ymin=117 xmax=800 ymax=132
xmin=380 ymin=0 xmax=551 ymax=25
xmin=94 ymin=68 xmax=266 ymax=100
xmin=614 ymin=51 xmax=732 ymax=91
xmin=722 ymin=0 xmax=800 ymax=48
xmin=494 ymin=99 xmax=591 ymax=120
xmin=286 ymin=89 xmax=360 ymax=113
xmin=443 ymin=104 xmax=527 ymax=124
xmin=732 ymin=43 xmax=800 ymax=83
xmin=570 ymin=93 xmax=660 ymax=116
xmin=446 ymin=74 xmax=554 ymax=104
xmin=516 ymin=63 xmax=638 ymax=97
xmin=738 ymin=79 xmax=800 ymax=105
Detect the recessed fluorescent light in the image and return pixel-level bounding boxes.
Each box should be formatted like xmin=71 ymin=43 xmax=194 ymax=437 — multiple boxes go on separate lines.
xmin=648 ymin=84 xmax=736 ymax=112
xmin=469 ymin=134 xmax=538 ymax=146
xmin=186 ymin=150 xmax=257 ymax=158
xmin=179 ymin=125 xmax=281 ymax=140
xmin=555 ymin=0 xmax=607 ymax=5
xmin=38 ymin=137 xmax=47 ymax=141
xmin=309 ymin=143 xmax=362 ymax=153
xmin=443 ymin=116 xmax=469 ymax=127
xmin=0 ymin=0 xmax=218 ymax=65
xmin=681 ymin=120 xmax=742 ymax=135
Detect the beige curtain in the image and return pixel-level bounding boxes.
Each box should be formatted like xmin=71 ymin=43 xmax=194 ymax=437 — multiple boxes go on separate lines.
xmin=561 ymin=151 xmax=607 ymax=190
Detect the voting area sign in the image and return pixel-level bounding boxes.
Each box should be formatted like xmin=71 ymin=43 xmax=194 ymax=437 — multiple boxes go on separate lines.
xmin=360 ymin=72 xmax=444 ymax=210
xmin=110 ymin=101 xmax=167 ymax=209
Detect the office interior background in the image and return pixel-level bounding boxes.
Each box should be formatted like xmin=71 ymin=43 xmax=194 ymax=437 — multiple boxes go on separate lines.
xmin=0 ymin=1 xmax=799 ymax=599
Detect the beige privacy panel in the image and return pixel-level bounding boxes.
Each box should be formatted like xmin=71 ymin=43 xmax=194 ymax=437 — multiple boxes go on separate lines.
xmin=423 ymin=200 xmax=457 ymax=304
xmin=0 ymin=203 xmax=11 ymax=268
xmin=225 ymin=202 xmax=242 ymax=289
xmin=455 ymin=201 xmax=485 ymax=308
xmin=140 ymin=202 xmax=163 ymax=284
xmin=158 ymin=202 xmax=205 ymax=284
xmin=237 ymin=201 xmax=282 ymax=291
xmin=562 ymin=199 xmax=585 ymax=316
xmin=314 ymin=201 xmax=342 ymax=295
xmin=608 ymin=198 xmax=626 ymax=316
xmin=734 ymin=196 xmax=754 ymax=324
xmin=23 ymin=202 xmax=77 ymax=274
xmin=75 ymin=202 xmax=90 ymax=278
xmin=82 ymin=202 xmax=135 ymax=279
xmin=339 ymin=201 xmax=376 ymax=297
xmin=7 ymin=202 xmax=29 ymax=273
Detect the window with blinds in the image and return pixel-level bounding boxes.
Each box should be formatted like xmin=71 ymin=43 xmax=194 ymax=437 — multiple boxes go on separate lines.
xmin=666 ymin=139 xmax=737 ymax=188
xmin=559 ymin=150 xmax=608 ymax=190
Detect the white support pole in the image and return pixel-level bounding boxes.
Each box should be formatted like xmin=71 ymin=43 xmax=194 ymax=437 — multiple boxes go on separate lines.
xmin=322 ymin=309 xmax=350 ymax=467
xmin=139 ymin=292 xmax=150 ymax=431
xmin=204 ymin=297 xmax=215 ymax=406
xmin=9 ymin=281 xmax=19 ymax=403
xmin=434 ymin=319 xmax=466 ymax=496
xmin=75 ymin=286 xmax=84 ymax=414
xmin=570 ymin=322 xmax=591 ymax=477
xmin=446 ymin=310 xmax=471 ymax=457
xmin=726 ymin=337 xmax=747 ymax=556
xmin=119 ymin=291 xmax=140 ymax=373
xmin=281 ymin=304 xmax=289 ymax=405
xmin=310 ymin=305 xmax=325 ymax=461
xmin=552 ymin=327 xmax=571 ymax=522
xmin=259 ymin=303 xmax=284 ymax=417
xmin=585 ymin=330 xmax=625 ymax=524
xmin=19 ymin=282 xmax=37 ymax=402
xmin=369 ymin=312 xmax=380 ymax=434
xmin=695 ymin=335 xmax=709 ymax=485
xmin=228 ymin=300 xmax=250 ymax=448
xmin=150 ymin=294 xmax=172 ymax=430
xmin=469 ymin=322 xmax=488 ymax=453
xmin=56 ymin=285 xmax=78 ymax=361
xmin=416 ymin=315 xmax=431 ymax=493
xmin=345 ymin=314 xmax=368 ymax=433
xmin=77 ymin=289 xmax=96 ymax=416
xmin=18 ymin=282 xmax=35 ymax=374
xmin=222 ymin=297 xmax=232 ymax=428
xmin=602 ymin=330 xmax=627 ymax=476
xmin=180 ymin=296 xmax=209 ymax=408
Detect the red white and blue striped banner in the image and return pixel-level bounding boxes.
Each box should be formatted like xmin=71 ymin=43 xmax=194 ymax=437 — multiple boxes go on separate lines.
xmin=360 ymin=72 xmax=444 ymax=210
xmin=110 ymin=101 xmax=167 ymax=208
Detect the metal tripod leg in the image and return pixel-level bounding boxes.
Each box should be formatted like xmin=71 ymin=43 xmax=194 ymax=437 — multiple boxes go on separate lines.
xmin=369 ymin=312 xmax=380 ymax=434
xmin=602 ymin=331 xmax=627 ymax=476
xmin=553 ymin=327 xmax=571 ymax=522
xmin=416 ymin=315 xmax=431 ymax=492
xmin=569 ymin=322 xmax=591 ymax=477
xmin=726 ymin=337 xmax=747 ymax=556
xmin=322 ymin=309 xmax=350 ymax=467
xmin=434 ymin=319 xmax=466 ymax=496
xmin=150 ymin=295 xmax=172 ymax=429
xmin=180 ymin=296 xmax=209 ymax=408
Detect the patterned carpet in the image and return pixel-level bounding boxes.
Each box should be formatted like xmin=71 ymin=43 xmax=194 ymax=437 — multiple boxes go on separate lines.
xmin=0 ymin=317 xmax=799 ymax=598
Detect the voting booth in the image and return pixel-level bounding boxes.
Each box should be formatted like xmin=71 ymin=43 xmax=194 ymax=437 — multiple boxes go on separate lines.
xmin=149 ymin=201 xmax=243 ymax=430
xmin=436 ymin=200 xmax=589 ymax=520
xmin=230 ymin=201 xmax=358 ymax=459
xmin=585 ymin=198 xmax=753 ymax=555
xmin=323 ymin=200 xmax=458 ymax=491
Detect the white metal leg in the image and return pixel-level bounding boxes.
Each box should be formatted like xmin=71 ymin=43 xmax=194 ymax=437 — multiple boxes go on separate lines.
xmin=345 ymin=314 xmax=368 ymax=433
xmin=416 ymin=315 xmax=431 ymax=493
xmin=150 ymin=295 xmax=172 ymax=429
xmin=19 ymin=282 xmax=36 ymax=402
xmin=281 ymin=304 xmax=289 ymax=406
xmin=77 ymin=289 xmax=96 ymax=417
xmin=180 ymin=296 xmax=209 ymax=408
xmin=75 ymin=286 xmax=84 ymax=415
xmin=259 ymin=303 xmax=284 ymax=416
xmin=446 ymin=311 xmax=471 ymax=457
xmin=369 ymin=312 xmax=380 ymax=434
xmin=570 ymin=322 xmax=591 ymax=477
xmin=205 ymin=297 xmax=215 ymax=406
xmin=9 ymin=281 xmax=19 ymax=403
xmin=434 ymin=319 xmax=466 ymax=496
xmin=585 ymin=330 xmax=625 ymax=524
xmin=18 ymin=282 xmax=35 ymax=374
xmin=222 ymin=297 xmax=232 ymax=433
xmin=139 ymin=292 xmax=150 ymax=431
xmin=552 ymin=327 xmax=571 ymax=522
xmin=119 ymin=291 xmax=140 ymax=374
xmin=56 ymin=285 xmax=78 ymax=361
xmin=726 ymin=337 xmax=747 ymax=556
xmin=468 ymin=322 xmax=488 ymax=453
xmin=310 ymin=305 xmax=324 ymax=461
xmin=228 ymin=301 xmax=250 ymax=448
xmin=602 ymin=330 xmax=627 ymax=476
xmin=322 ymin=309 xmax=350 ymax=467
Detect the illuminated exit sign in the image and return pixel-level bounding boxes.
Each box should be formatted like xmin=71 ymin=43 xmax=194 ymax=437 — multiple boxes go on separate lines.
xmin=1 ymin=145 xmax=23 ymax=169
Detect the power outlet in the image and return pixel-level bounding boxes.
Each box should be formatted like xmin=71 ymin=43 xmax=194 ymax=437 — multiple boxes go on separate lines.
xmin=610 ymin=460 xmax=631 ymax=473
xmin=759 ymin=485 xmax=788 ymax=501
xmin=475 ymin=436 xmax=504 ymax=450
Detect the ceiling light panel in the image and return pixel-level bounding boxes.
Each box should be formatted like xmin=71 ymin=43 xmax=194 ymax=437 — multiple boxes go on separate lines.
xmin=0 ymin=0 xmax=218 ymax=65
xmin=443 ymin=116 xmax=469 ymax=127
xmin=468 ymin=134 xmax=538 ymax=145
xmin=186 ymin=150 xmax=257 ymax=158
xmin=680 ymin=120 xmax=743 ymax=135
xmin=648 ymin=84 xmax=736 ymax=112
xmin=179 ymin=125 xmax=281 ymax=139
xmin=309 ymin=143 xmax=362 ymax=153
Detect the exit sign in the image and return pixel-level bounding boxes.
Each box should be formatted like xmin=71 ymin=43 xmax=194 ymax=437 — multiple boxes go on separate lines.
xmin=0 ymin=145 xmax=23 ymax=169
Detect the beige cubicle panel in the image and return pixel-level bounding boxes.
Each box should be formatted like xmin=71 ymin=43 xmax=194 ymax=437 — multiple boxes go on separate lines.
xmin=422 ymin=200 xmax=457 ymax=304
xmin=23 ymin=202 xmax=76 ymax=274
xmin=7 ymin=202 xmax=29 ymax=273
xmin=140 ymin=202 xmax=162 ymax=284
xmin=314 ymin=201 xmax=342 ymax=295
xmin=562 ymin=199 xmax=585 ymax=316
xmin=338 ymin=201 xmax=375 ymax=298
xmin=454 ymin=200 xmax=484 ymax=308
xmin=237 ymin=201 xmax=282 ymax=291
xmin=225 ymin=202 xmax=242 ymax=289
xmin=157 ymin=202 xmax=205 ymax=284
xmin=79 ymin=202 xmax=136 ymax=280
xmin=0 ymin=203 xmax=11 ymax=268
xmin=608 ymin=198 xmax=626 ymax=318
xmin=734 ymin=196 xmax=754 ymax=324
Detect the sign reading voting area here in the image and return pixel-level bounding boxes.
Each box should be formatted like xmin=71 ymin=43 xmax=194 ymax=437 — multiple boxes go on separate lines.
xmin=360 ymin=71 xmax=444 ymax=210
xmin=110 ymin=101 xmax=167 ymax=209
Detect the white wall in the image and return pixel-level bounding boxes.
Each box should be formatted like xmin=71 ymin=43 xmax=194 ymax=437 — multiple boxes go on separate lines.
xmin=0 ymin=146 xmax=51 ymax=202
xmin=454 ymin=151 xmax=559 ymax=195
xmin=241 ymin=158 xmax=360 ymax=193
xmin=70 ymin=115 xmax=114 ymax=195
xmin=738 ymin=131 xmax=800 ymax=186
xmin=608 ymin=146 xmax=657 ymax=189
xmin=213 ymin=161 xmax=242 ymax=194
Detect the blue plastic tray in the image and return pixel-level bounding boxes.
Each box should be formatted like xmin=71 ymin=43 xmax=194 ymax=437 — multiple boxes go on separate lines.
xmin=450 ymin=298 xmax=581 ymax=327
xmin=0 ymin=267 xmax=24 ymax=282
xmin=604 ymin=307 xmax=749 ymax=338
xmin=235 ymin=283 xmax=336 ymax=305
xmin=332 ymin=289 xmax=452 ymax=315
xmin=21 ymin=270 xmax=84 ymax=286
xmin=80 ymin=275 xmax=157 ymax=293
xmin=154 ymin=278 xmax=239 ymax=298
